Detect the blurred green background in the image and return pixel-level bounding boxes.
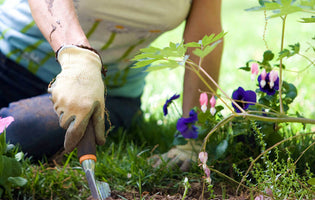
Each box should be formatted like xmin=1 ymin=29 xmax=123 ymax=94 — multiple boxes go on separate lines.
xmin=141 ymin=1 xmax=315 ymax=119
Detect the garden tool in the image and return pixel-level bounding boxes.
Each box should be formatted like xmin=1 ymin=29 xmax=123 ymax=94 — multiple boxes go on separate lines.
xmin=77 ymin=119 xmax=111 ymax=199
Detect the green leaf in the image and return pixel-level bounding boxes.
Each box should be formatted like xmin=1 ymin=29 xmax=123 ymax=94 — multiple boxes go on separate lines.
xmin=7 ymin=177 xmax=27 ymax=187
xmin=274 ymin=63 xmax=286 ymax=69
xmin=259 ymin=97 xmax=271 ymax=107
xmin=262 ymin=50 xmax=274 ymax=64
xmin=283 ymin=82 xmax=297 ymax=103
xmin=200 ymin=32 xmax=227 ymax=47
xmin=278 ymin=49 xmax=291 ymax=60
xmin=239 ymin=59 xmax=258 ymax=71
xmin=184 ymin=42 xmax=201 ymax=48
xmin=0 ymin=131 xmax=6 ymax=155
xmin=278 ymin=43 xmax=300 ymax=60
xmin=299 ymin=17 xmax=315 ymax=23
xmin=289 ymin=43 xmax=300 ymax=54
xmin=132 ymin=58 xmax=160 ymax=68
xmin=172 ymin=136 xmax=188 ymax=146
xmin=215 ymin=139 xmax=228 ymax=158
xmin=0 ymin=155 xmax=23 ymax=196
xmin=197 ymin=111 xmax=209 ymax=124
xmin=264 ymin=2 xmax=282 ymax=10
xmin=193 ymin=41 xmax=221 ymax=58
xmin=201 ymin=34 xmax=215 ymax=46
xmin=145 ymin=60 xmax=180 ymax=71
xmin=0 ymin=155 xmax=22 ymax=182
xmin=247 ymin=0 xmax=304 ymax=18
xmin=307 ymin=178 xmax=315 ymax=185
xmin=239 ymin=66 xmax=251 ymax=71
xmin=215 ymin=105 xmax=224 ymax=113
xmin=300 ymin=0 xmax=315 ymax=8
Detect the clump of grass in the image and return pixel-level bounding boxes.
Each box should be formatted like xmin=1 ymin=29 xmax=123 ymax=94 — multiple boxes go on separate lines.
xmin=232 ymin=122 xmax=315 ymax=200
xmin=15 ymin=151 xmax=90 ymax=200
xmin=95 ymin=115 xmax=203 ymax=195
xmin=248 ymin=148 xmax=315 ymax=199
xmin=12 ymin=114 xmax=205 ymax=199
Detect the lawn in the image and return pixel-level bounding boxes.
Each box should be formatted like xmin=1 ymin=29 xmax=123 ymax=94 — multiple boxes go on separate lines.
xmin=2 ymin=1 xmax=315 ymax=200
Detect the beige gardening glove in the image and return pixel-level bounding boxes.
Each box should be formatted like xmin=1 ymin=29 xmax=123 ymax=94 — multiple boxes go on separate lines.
xmin=48 ymin=45 xmax=106 ymax=152
xmin=151 ymin=140 xmax=201 ymax=172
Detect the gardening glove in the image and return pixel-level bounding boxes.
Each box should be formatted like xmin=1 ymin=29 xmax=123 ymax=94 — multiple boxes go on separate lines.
xmin=151 ymin=140 xmax=202 ymax=172
xmin=48 ymin=45 xmax=106 ymax=152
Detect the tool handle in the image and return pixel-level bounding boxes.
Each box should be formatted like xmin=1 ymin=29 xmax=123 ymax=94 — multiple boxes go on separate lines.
xmin=77 ymin=119 xmax=97 ymax=163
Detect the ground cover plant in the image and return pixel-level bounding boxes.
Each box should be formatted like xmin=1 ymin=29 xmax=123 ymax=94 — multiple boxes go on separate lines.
xmin=1 ymin=0 xmax=315 ymax=199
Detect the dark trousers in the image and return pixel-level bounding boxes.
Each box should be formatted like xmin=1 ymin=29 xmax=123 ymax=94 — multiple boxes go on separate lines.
xmin=0 ymin=52 xmax=141 ymax=159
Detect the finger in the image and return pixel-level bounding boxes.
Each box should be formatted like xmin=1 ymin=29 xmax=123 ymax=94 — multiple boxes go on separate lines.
xmin=63 ymin=111 xmax=91 ymax=152
xmin=58 ymin=111 xmax=76 ymax=129
xmin=152 ymin=159 xmax=163 ymax=169
xmin=92 ymin=106 xmax=106 ymax=146
xmin=179 ymin=159 xmax=191 ymax=172
xmin=64 ymin=120 xmax=80 ymax=152
xmin=63 ymin=117 xmax=89 ymax=152
xmin=94 ymin=117 xmax=105 ymax=145
xmin=92 ymin=102 xmax=106 ymax=145
xmin=167 ymin=156 xmax=184 ymax=169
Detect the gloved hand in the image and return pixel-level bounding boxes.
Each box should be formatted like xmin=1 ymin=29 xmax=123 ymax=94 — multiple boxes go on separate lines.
xmin=48 ymin=45 xmax=106 ymax=152
xmin=151 ymin=140 xmax=201 ymax=172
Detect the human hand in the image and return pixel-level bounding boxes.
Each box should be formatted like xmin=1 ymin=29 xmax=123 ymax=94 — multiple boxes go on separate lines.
xmin=48 ymin=45 xmax=106 ymax=152
xmin=150 ymin=140 xmax=201 ymax=172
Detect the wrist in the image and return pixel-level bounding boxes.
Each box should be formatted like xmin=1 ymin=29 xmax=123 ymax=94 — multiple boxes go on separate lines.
xmin=56 ymin=45 xmax=104 ymax=74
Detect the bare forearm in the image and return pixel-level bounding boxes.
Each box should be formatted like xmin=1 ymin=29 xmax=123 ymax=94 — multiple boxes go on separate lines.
xmin=183 ymin=43 xmax=223 ymax=117
xmin=28 ymin=0 xmax=89 ymax=51
xmin=182 ymin=0 xmax=223 ymax=117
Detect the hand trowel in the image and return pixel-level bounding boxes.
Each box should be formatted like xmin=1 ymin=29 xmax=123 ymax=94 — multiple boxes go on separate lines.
xmin=77 ymin=119 xmax=111 ymax=199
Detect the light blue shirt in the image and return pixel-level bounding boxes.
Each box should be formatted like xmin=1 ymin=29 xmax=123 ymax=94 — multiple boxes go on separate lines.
xmin=0 ymin=0 xmax=191 ymax=97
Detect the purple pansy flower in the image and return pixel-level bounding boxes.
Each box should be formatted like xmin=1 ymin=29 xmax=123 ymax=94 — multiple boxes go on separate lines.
xmin=163 ymin=94 xmax=180 ymax=116
xmin=257 ymin=70 xmax=279 ymax=95
xmin=232 ymin=87 xmax=257 ymax=113
xmin=176 ymin=109 xmax=198 ymax=139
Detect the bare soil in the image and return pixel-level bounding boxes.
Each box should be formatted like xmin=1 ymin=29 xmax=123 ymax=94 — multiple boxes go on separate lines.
xmin=103 ymin=183 xmax=251 ymax=200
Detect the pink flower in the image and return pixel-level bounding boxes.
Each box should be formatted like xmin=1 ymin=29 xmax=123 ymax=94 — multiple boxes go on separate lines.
xmin=199 ymin=152 xmax=211 ymax=184
xmin=0 ymin=116 xmax=14 ymax=134
xmin=203 ymin=165 xmax=210 ymax=178
xmin=199 ymin=92 xmax=208 ymax=113
xmin=255 ymin=195 xmax=265 ymax=200
xmin=199 ymin=151 xmax=208 ymax=163
xmin=260 ymin=69 xmax=267 ymax=88
xmin=251 ymin=63 xmax=259 ymax=81
xmin=269 ymin=70 xmax=278 ymax=89
xmin=209 ymin=96 xmax=216 ymax=115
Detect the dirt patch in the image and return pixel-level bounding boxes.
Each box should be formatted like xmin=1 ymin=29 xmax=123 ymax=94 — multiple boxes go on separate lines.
xmin=101 ymin=183 xmax=251 ymax=200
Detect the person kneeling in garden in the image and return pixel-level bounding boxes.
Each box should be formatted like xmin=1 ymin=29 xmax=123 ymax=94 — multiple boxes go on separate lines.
xmin=0 ymin=0 xmax=223 ymax=170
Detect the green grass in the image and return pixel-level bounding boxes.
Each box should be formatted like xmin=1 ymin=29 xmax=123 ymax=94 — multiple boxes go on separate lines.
xmin=5 ymin=1 xmax=315 ymax=199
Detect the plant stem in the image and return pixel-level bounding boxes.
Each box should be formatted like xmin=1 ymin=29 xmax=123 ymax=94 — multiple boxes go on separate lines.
xmin=199 ymin=65 xmax=246 ymax=113
xmin=235 ymin=113 xmax=315 ymax=124
xmin=202 ymin=112 xmax=315 ymax=150
xmin=279 ymin=15 xmax=287 ymax=114
xmin=209 ymin=167 xmax=251 ymax=190
xmin=187 ymin=60 xmax=246 ymax=114
xmin=186 ymin=60 xmax=237 ymax=113
xmin=202 ymin=115 xmax=235 ymax=150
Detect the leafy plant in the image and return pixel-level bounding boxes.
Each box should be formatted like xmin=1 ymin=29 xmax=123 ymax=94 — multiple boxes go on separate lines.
xmin=132 ymin=0 xmax=315 ymax=198
xmin=0 ymin=117 xmax=27 ymax=199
